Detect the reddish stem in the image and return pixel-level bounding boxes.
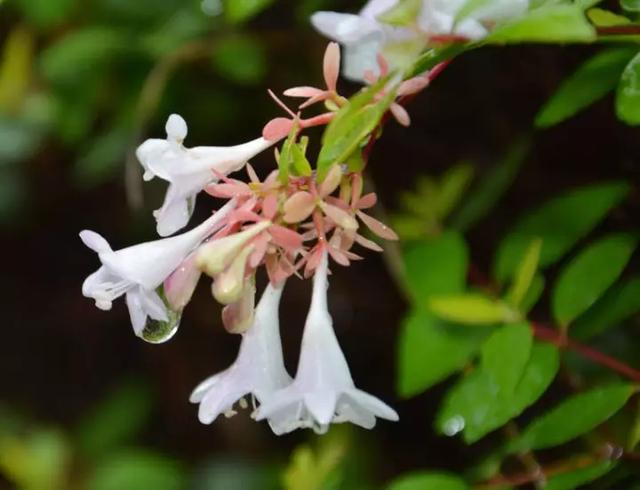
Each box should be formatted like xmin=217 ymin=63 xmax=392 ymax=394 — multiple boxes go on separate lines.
xmin=532 ymin=323 xmax=640 ymax=384
xmin=596 ymin=25 xmax=640 ymax=36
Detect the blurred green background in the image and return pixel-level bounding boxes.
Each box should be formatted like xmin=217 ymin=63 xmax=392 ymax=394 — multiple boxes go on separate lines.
xmin=0 ymin=0 xmax=639 ymax=489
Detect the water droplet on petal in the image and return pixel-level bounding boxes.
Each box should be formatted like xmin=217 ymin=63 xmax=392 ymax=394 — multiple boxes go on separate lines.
xmin=141 ymin=306 xmax=182 ymax=344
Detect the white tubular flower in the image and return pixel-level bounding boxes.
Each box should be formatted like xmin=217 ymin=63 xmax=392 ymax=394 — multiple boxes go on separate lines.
xmin=136 ymin=114 xmax=273 ymax=237
xmin=311 ymin=0 xmax=415 ymax=82
xmin=255 ymin=251 xmax=399 ymax=434
xmin=418 ymin=0 xmax=529 ymax=40
xmin=312 ymin=0 xmax=529 ymax=81
xmin=80 ymin=200 xmax=236 ymax=341
xmin=190 ymin=282 xmax=294 ymax=434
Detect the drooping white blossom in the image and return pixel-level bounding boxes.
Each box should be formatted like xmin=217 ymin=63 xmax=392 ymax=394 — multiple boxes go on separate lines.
xmin=136 ymin=114 xmax=273 ymax=237
xmin=190 ymin=282 xmax=297 ymax=434
xmin=255 ymin=251 xmax=399 ymax=434
xmin=80 ymin=199 xmax=236 ymax=340
xmin=312 ymin=0 xmax=529 ymax=82
xmin=311 ymin=0 xmax=414 ymax=82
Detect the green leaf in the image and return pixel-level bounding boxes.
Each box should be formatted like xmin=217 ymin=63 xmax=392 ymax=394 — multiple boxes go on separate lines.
xmin=403 ymin=232 xmax=468 ymax=303
xmin=0 ymin=428 xmax=70 ymax=490
xmin=317 ymin=78 xmax=394 ymax=180
xmin=276 ymin=121 xmax=299 ymax=183
xmin=436 ymin=163 xmax=474 ymax=220
xmin=13 ymin=0 xmax=76 ymax=28
xmin=481 ymin=323 xmax=533 ymax=396
xmin=509 ymin=384 xmax=635 ymax=452
xmin=377 ymin=0 xmax=422 ymax=26
xmin=76 ymin=380 xmax=153 ymax=458
xmin=0 ymin=26 xmax=34 ymax=113
xmin=587 ymin=8 xmax=631 ymax=27
xmin=621 ymin=0 xmax=640 ymax=12
xmin=544 ymin=461 xmax=616 ymax=490
xmin=535 ymin=47 xmax=636 ymax=128
xmin=397 ymin=311 xmax=488 ymax=397
xmin=487 ymin=5 xmax=596 ymax=44
xmin=572 ymin=278 xmax=640 ymax=340
xmin=39 ymin=27 xmax=128 ymax=87
xmin=212 ymin=36 xmax=267 ymax=85
xmin=223 ymin=0 xmax=275 ymax=23
xmin=386 ymin=472 xmax=468 ymax=490
xmin=87 ymin=449 xmax=186 ymax=490
xmin=494 ymin=181 xmax=629 ymax=282
xmin=520 ymin=273 xmax=545 ymax=314
xmin=552 ymin=233 xmax=636 ymax=327
xmin=437 ymin=343 xmax=559 ymax=443
xmin=450 ymin=139 xmax=527 ymax=232
xmin=291 ymin=141 xmax=313 ymax=177
xmin=428 ymin=294 xmax=517 ymax=325
xmin=506 ymin=238 xmax=542 ymax=309
xmin=616 ymin=51 xmax=640 ymax=125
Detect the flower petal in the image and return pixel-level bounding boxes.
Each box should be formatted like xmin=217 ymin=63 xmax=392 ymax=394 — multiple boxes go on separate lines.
xmin=323 ymin=42 xmax=341 ymax=92
xmin=283 ymin=191 xmax=316 ymax=223
xmin=283 ymin=86 xmax=325 ymax=98
xmin=356 ymin=210 xmax=398 ymax=240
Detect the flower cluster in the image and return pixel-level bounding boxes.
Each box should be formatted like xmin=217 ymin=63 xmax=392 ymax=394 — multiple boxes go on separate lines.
xmin=80 ymin=41 xmax=403 ymax=433
xmin=312 ymin=0 xmax=529 ymax=82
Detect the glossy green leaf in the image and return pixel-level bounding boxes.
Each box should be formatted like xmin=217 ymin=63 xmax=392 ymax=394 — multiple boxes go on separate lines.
xmin=509 ymin=384 xmax=635 ymax=452
xmin=212 ymin=36 xmax=267 ymax=85
xmin=621 ymin=0 xmax=640 ymax=12
xmin=616 ymin=51 xmax=640 ymax=125
xmin=572 ymin=278 xmax=640 ymax=340
xmin=437 ymin=343 xmax=559 ymax=443
xmin=451 ymin=140 xmax=527 ymax=232
xmin=291 ymin=141 xmax=312 ymax=176
xmin=494 ymin=181 xmax=629 ymax=282
xmin=506 ymin=238 xmax=542 ymax=308
xmin=487 ymin=5 xmax=596 ymax=44
xmin=223 ymin=0 xmax=275 ymax=22
xmin=520 ymin=273 xmax=545 ymax=314
xmin=481 ymin=323 xmax=533 ymax=396
xmin=403 ymin=231 xmax=468 ymax=303
xmin=276 ymin=122 xmax=299 ymax=183
xmin=535 ymin=47 xmax=636 ymax=128
xmin=428 ymin=294 xmax=517 ymax=325
xmin=397 ymin=311 xmax=488 ymax=397
xmin=386 ymin=472 xmax=468 ymax=490
xmin=552 ymin=234 xmax=636 ymax=327
xmin=318 ymin=79 xmax=394 ymax=180
xmin=545 ymin=461 xmax=615 ymax=490
xmin=587 ymin=8 xmax=631 ymax=27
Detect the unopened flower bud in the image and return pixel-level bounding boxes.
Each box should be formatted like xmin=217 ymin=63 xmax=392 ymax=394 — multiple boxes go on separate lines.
xmin=221 ymin=276 xmax=256 ymax=334
xmin=197 ymin=221 xmax=270 ymax=277
xmin=211 ymin=245 xmax=254 ymax=305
